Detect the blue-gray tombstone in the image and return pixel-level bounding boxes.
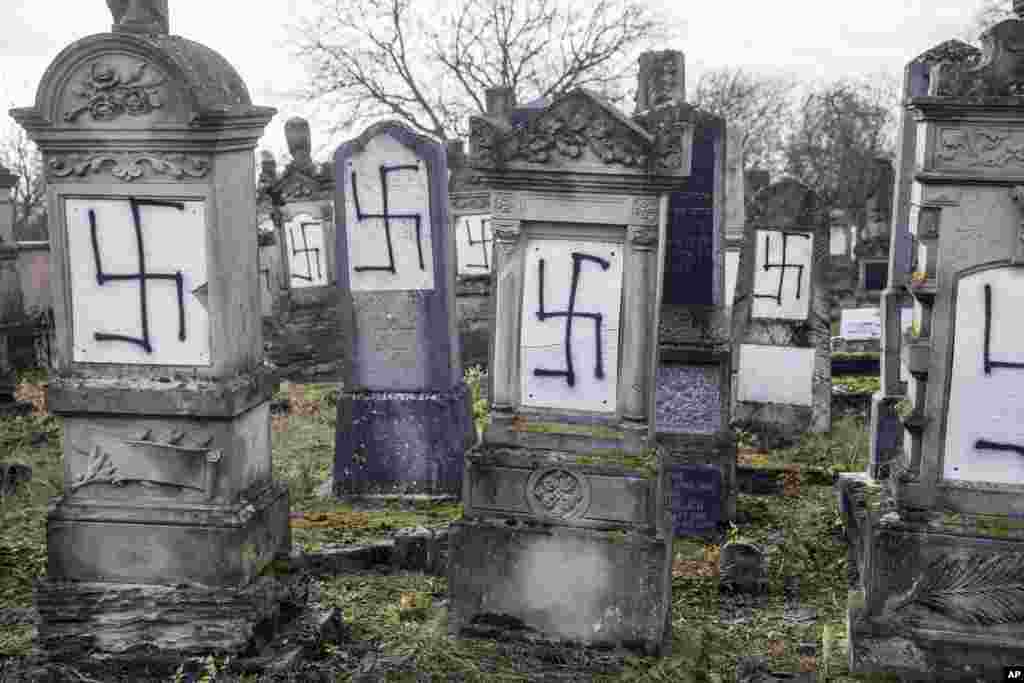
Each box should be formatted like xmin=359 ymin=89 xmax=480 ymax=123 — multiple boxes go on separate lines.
xmin=333 ymin=120 xmax=475 ymax=496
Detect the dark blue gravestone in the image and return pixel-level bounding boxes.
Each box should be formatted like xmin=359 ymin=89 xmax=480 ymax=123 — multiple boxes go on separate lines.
xmin=667 ymin=464 xmax=722 ymax=536
xmin=662 ymin=116 xmax=720 ymax=306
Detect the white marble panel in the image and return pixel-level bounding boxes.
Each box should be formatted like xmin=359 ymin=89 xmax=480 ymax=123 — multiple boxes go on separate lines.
xmin=65 ymin=197 xmax=209 ymax=365
xmin=944 ymin=267 xmax=1024 ymax=484
xmin=751 ymin=229 xmax=812 ymax=320
xmin=830 ymin=226 xmax=848 ymax=256
xmin=285 ymin=213 xmax=328 ymax=288
xmin=900 ymin=305 xmax=914 ymax=383
xmin=840 ymin=307 xmax=881 ymax=340
xmin=454 ymin=214 xmax=493 ymax=276
xmin=737 ymin=344 xmax=815 ymax=407
xmin=344 ymin=133 xmax=434 ymax=291
xmin=520 ymin=239 xmax=622 ymax=413
xmin=724 ymin=249 xmax=740 ymax=309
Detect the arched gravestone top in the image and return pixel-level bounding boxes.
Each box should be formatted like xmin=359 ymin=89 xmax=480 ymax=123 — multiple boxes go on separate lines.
xmin=11 ymin=31 xmax=268 ymax=132
xmin=746 ymin=178 xmax=823 ymax=231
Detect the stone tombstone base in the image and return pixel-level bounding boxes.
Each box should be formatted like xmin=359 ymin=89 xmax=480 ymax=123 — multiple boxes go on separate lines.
xmin=451 ymin=443 xmax=672 ymax=654
xmin=866 ymin=392 xmax=903 ymax=480
xmin=333 ymin=383 xmax=476 ymax=495
xmin=448 ymin=519 xmax=672 ymax=655
xmin=35 ymin=566 xmax=312 ymax=663
xmin=847 ymin=491 xmax=1024 ymax=680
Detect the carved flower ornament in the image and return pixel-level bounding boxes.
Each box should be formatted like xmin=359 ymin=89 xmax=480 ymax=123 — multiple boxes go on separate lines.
xmin=64 ymin=61 xmax=166 ymax=123
xmin=529 ymin=468 xmax=587 ymax=518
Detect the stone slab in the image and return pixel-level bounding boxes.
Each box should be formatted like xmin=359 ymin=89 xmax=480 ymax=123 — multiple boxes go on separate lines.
xmin=665 ymin=463 xmax=721 ymax=536
xmin=840 ymin=307 xmax=882 ymax=340
xmin=455 ymin=214 xmax=493 ymax=276
xmin=46 ymin=481 xmax=290 ymax=587
xmin=654 ymin=363 xmax=722 ymax=435
xmin=333 ymin=384 xmax=475 ymax=495
xmin=284 ymin=212 xmax=329 ymax=288
xmin=447 ymin=520 xmax=672 ymax=655
xmin=736 ymin=344 xmax=815 ymax=407
xmin=751 ymin=229 xmax=813 ymax=321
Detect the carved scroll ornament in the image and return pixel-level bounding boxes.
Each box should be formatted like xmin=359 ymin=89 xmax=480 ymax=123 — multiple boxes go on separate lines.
xmin=49 ymin=152 xmax=211 ymax=181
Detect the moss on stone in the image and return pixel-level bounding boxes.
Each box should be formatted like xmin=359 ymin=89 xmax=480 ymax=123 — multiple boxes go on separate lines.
xmin=514 ymin=420 xmax=625 ymax=440
xmin=572 ymin=448 xmax=658 ymax=478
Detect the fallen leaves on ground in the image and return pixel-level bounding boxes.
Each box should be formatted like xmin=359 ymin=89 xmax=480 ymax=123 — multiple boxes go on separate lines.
xmin=783 ymin=467 xmax=802 ymax=497
xmin=737 ymin=449 xmax=771 ymax=467
xmin=767 ymin=640 xmax=786 ymax=657
xmin=289 ymin=511 xmax=371 ymax=529
xmin=672 ymin=545 xmax=720 ymax=579
xmin=14 ymin=381 xmax=45 ymax=415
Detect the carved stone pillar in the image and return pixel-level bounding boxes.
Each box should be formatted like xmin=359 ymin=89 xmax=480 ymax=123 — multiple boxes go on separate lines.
xmin=487 ymin=191 xmax=522 ymax=414
xmin=621 ymin=219 xmax=658 ymax=423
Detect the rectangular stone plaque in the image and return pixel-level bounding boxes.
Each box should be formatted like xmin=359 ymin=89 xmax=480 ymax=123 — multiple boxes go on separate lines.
xmin=454 ymin=214 xmax=492 ymax=276
xmin=751 ymin=229 xmax=812 ymax=320
xmin=65 ymin=197 xmax=210 ymax=366
xmin=737 ymin=344 xmax=815 ymax=407
xmin=667 ymin=464 xmax=721 ymax=536
xmin=841 ymin=307 xmax=882 ymax=340
xmin=830 ymin=226 xmax=849 ymax=256
xmin=353 ymin=290 xmax=426 ymax=389
xmin=655 ymin=364 xmax=721 ymax=434
xmin=724 ymin=248 xmax=740 ymax=309
xmin=520 ymin=238 xmax=622 ymax=413
xmin=663 ymin=198 xmax=714 ymax=306
xmin=344 ymin=133 xmax=434 ymax=291
xmin=285 ymin=213 xmax=327 ymax=288
xmin=944 ymin=267 xmax=1024 ymax=484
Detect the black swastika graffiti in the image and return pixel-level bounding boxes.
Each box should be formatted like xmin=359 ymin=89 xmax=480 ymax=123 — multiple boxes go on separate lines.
xmin=532 ymin=252 xmax=610 ymax=388
xmin=351 ymin=164 xmax=425 ymax=273
xmin=464 ymin=216 xmax=492 ymax=270
xmin=975 ymin=283 xmax=1024 ymax=457
xmin=289 ymin=221 xmax=323 ymax=283
xmin=89 ymin=197 xmax=187 ymax=353
xmin=753 ymin=231 xmax=811 ymax=305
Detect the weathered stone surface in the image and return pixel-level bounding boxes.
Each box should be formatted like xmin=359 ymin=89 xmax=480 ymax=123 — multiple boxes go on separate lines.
xmin=719 ymin=542 xmax=767 ymax=595
xmin=0 ymin=462 xmax=32 ymax=497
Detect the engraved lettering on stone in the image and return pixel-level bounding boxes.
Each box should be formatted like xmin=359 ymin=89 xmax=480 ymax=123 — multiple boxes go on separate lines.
xmin=531 ymin=469 xmax=585 ymax=518
xmin=49 ymin=152 xmax=210 ymax=181
xmin=533 ymin=252 xmax=610 ymax=387
xmin=64 ymin=60 xmax=166 ymax=123
xmin=351 ymin=163 xmax=425 ymax=273
xmin=90 ymin=198 xmax=186 ymax=353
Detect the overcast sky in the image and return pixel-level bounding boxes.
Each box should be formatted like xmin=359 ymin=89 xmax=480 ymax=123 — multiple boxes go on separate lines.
xmin=0 ymin=0 xmax=995 ymax=162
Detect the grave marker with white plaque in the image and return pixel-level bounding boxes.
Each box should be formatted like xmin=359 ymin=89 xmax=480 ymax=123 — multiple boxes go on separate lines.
xmin=840 ymin=307 xmax=882 ymax=341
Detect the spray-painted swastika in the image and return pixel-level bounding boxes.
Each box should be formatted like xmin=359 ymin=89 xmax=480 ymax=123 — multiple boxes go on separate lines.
xmin=753 ymin=231 xmax=811 ymax=305
xmin=464 ymin=216 xmax=492 ymax=270
xmin=975 ymin=283 xmax=1024 ymax=457
xmin=351 ymin=164 xmax=425 ymax=273
xmin=289 ymin=221 xmax=323 ymax=283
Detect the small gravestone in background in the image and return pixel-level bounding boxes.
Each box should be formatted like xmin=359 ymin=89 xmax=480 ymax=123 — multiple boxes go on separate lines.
xmin=10 ymin=3 xmax=293 ymax=662
xmin=260 ymin=118 xmax=353 ymax=383
xmin=851 ymin=159 xmax=894 ymax=307
xmin=653 ymin=97 xmax=736 ymax=536
xmin=0 ymin=164 xmax=30 ymax=416
xmin=448 ymin=140 xmax=492 ymax=371
xmin=843 ymin=10 xmax=1024 ymax=678
xmin=448 ymin=50 xmax=691 ymax=654
xmin=731 ymin=179 xmax=831 ymax=446
xmin=719 ymin=542 xmax=767 ymax=595
xmin=333 ymin=120 xmax=475 ymax=496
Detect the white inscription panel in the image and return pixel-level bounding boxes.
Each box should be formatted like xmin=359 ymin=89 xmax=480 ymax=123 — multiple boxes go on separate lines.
xmin=944 ymin=267 xmax=1024 ymax=484
xmin=751 ymin=229 xmax=812 ymax=320
xmin=737 ymin=344 xmax=815 ymax=407
xmin=840 ymin=307 xmax=881 ymax=340
xmin=724 ymin=249 xmax=740 ymax=309
xmin=285 ymin=213 xmax=328 ymax=288
xmin=65 ymin=197 xmax=210 ymax=365
xmin=454 ymin=214 xmax=493 ymax=276
xmin=829 ymin=226 xmax=849 ymax=256
xmin=345 ymin=134 xmax=434 ymax=291
xmin=520 ymin=239 xmax=622 ymax=413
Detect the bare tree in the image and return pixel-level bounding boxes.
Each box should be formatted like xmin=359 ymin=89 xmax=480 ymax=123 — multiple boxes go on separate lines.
xmin=288 ymin=0 xmax=672 ymax=141
xmin=962 ymin=0 xmax=1015 ymax=42
xmin=784 ymin=75 xmax=899 ymax=212
xmin=691 ymin=67 xmax=796 ymax=175
xmin=1 ymin=85 xmax=46 ymax=241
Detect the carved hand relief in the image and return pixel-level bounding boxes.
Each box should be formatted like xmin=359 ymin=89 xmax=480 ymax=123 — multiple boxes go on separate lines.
xmin=345 ymin=134 xmax=434 ymax=291
xmin=48 ymin=152 xmax=210 ymax=182
xmin=936 ymin=128 xmax=1024 ymax=170
xmin=285 ymin=213 xmax=328 ymax=288
xmin=454 ymin=214 xmax=493 ymax=276
xmin=64 ymin=60 xmax=166 ymax=123
xmin=520 ymin=239 xmax=622 ymax=413
xmin=65 ymin=197 xmax=210 ymax=365
xmin=525 ymin=468 xmax=591 ymax=519
xmin=944 ymin=267 xmax=1024 ymax=484
xmin=751 ymin=230 xmax=813 ymax=320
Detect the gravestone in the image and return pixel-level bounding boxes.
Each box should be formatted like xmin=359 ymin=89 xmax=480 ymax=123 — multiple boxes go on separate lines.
xmin=448 ymin=51 xmax=691 ymax=655
xmin=10 ymin=5 xmax=293 ymax=661
xmin=724 ymin=126 xmax=745 ymax=312
xmin=333 ymin=120 xmax=474 ymax=496
xmin=260 ymin=118 xmax=352 ymax=382
xmin=731 ymin=179 xmax=831 ymax=444
xmin=654 ymin=108 xmax=736 ymax=535
xmin=448 ymin=140 xmax=492 ymax=370
xmin=827 ymin=208 xmax=859 ymax=318
xmin=843 ymin=12 xmax=1024 ymax=679
xmin=851 ymin=159 xmax=894 ymax=306
xmin=0 ymin=164 xmax=30 ymax=416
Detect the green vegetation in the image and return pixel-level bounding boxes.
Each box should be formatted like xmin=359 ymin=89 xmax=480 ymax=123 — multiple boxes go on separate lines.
xmin=513 ymin=419 xmax=624 ymax=440
xmin=464 ymin=364 xmax=490 ymax=436
xmin=832 ymin=375 xmax=880 ymax=394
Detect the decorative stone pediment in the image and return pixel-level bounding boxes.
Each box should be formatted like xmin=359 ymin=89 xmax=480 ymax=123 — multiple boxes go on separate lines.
xmin=926 ymin=15 xmax=1024 ymax=98
xmin=10 ymin=32 xmax=272 ymax=137
xmin=470 ymin=88 xmax=696 ymax=180
xmin=747 ymin=178 xmax=822 ymax=231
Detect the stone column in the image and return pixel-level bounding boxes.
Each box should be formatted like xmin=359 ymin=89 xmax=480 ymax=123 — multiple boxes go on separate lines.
xmin=486 ymin=194 xmax=523 ymax=416
xmin=621 ymin=220 xmax=658 ymax=424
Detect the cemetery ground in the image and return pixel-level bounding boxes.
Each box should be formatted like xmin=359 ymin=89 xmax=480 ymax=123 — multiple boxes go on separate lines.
xmin=0 ymin=368 xmax=901 ymax=683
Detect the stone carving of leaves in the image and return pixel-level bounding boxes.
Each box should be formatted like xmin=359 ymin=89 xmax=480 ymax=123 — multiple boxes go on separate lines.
xmin=71 ymin=446 xmax=121 ymax=491
xmin=49 ymin=152 xmax=211 ymax=181
xmin=887 ymin=552 xmax=1024 ymax=626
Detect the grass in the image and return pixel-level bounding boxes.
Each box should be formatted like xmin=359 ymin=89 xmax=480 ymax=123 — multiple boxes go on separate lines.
xmin=0 ymin=368 xmax=894 ymax=681
xmin=832 ymin=375 xmax=879 ymax=395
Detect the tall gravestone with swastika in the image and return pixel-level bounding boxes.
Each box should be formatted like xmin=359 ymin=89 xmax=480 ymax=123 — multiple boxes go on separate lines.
xmin=730 ymin=179 xmax=831 ymax=445
xmin=447 ymin=50 xmax=696 ymax=655
xmin=10 ymin=2 xmax=295 ymax=662
xmin=333 ymin=120 xmax=475 ymax=496
xmin=842 ymin=6 xmax=1024 ymax=678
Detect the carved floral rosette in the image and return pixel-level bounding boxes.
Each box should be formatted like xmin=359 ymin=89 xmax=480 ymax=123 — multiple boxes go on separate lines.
xmin=64 ymin=60 xmax=167 ymax=123
xmin=525 ymin=468 xmax=591 ymax=520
